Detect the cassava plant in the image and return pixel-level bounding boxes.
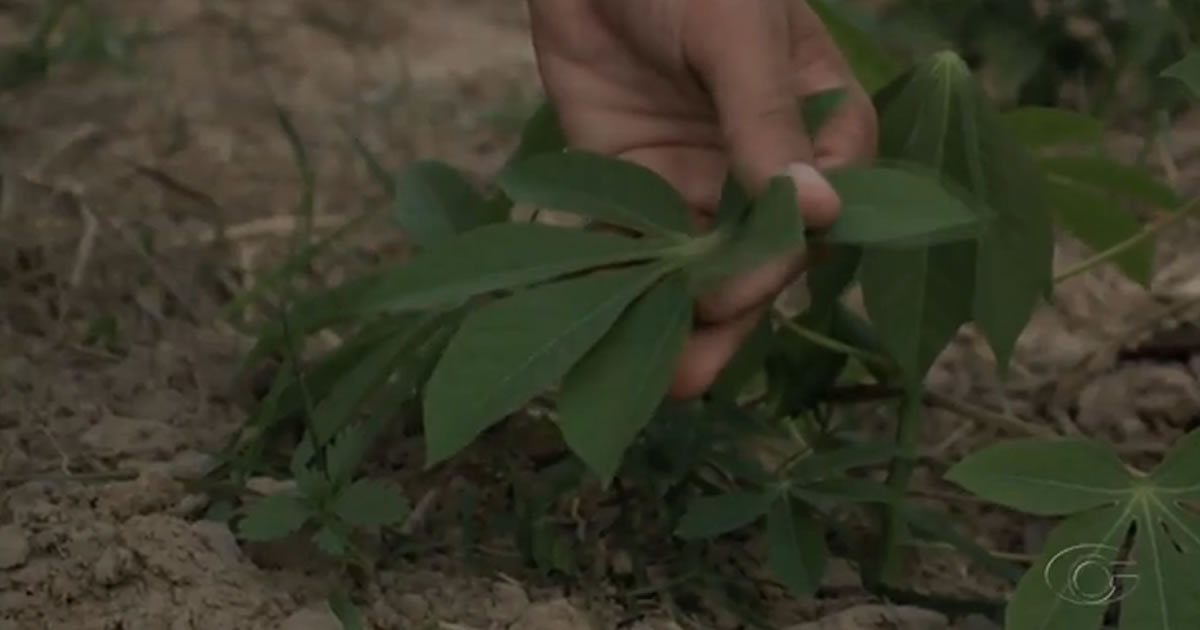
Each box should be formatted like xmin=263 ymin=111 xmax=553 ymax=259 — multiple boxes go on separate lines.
xmin=216 ymin=3 xmax=1200 ymax=629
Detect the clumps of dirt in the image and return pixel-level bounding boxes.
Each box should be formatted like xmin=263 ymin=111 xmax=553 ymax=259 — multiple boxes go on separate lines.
xmin=0 ymin=467 xmax=662 ymax=630
xmin=787 ymin=605 xmax=949 ymax=630
xmin=1 ymin=474 xmax=300 ymax=629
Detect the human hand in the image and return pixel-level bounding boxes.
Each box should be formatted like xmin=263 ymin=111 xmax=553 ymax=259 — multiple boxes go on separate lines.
xmin=526 ymin=0 xmax=878 ymax=398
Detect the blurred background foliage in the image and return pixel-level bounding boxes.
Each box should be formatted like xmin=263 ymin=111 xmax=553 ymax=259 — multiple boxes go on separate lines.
xmin=832 ymin=0 xmax=1197 ymax=122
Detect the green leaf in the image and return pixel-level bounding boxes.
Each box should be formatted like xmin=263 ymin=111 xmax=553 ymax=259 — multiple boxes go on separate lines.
xmin=392 ymin=160 xmax=489 ymax=247
xmin=788 ymin=439 xmax=896 ymax=481
xmin=807 ymin=0 xmax=902 ymax=93
xmin=355 ymin=223 xmax=672 ymax=313
xmin=859 ymin=243 xmax=973 ymax=385
xmin=290 ymin=319 xmax=443 ymax=474
xmin=1150 ymin=426 xmax=1200 ymax=496
xmin=956 ymin=81 xmax=1054 ymax=373
xmin=766 ymin=497 xmax=828 ymax=598
xmin=800 ymin=87 xmax=848 ymax=133
xmin=823 ymin=165 xmax=985 ymax=246
xmin=253 ymin=224 xmax=671 ymax=357
xmin=482 ymin=101 xmax=568 ymax=223
xmin=1044 ymin=176 xmax=1153 ymax=286
xmin=1121 ymin=496 xmax=1200 ymax=630
xmin=330 ymin=479 xmax=410 ymax=528
xmin=237 ymin=492 xmax=312 ymax=541
xmin=945 ymin=438 xmax=1133 ymax=516
xmin=1038 ymin=155 xmax=1179 ymax=211
xmin=321 ymin=323 xmax=456 ymax=486
xmin=312 ymin=526 xmax=347 ymax=557
xmin=861 ymin=66 xmax=973 ymax=384
xmin=1004 ymin=506 xmax=1133 ymax=630
xmin=329 ymin=588 xmax=365 ymax=630
xmin=422 ymin=264 xmax=667 ymax=466
xmin=828 ymin=301 xmax=887 ymax=361
xmin=691 ymin=174 xmax=807 ymax=285
xmin=496 ymin=150 xmax=692 ymax=235
xmin=1161 ymin=51 xmax=1200 ymax=98
xmin=806 ymin=245 xmax=861 ymax=317
xmin=506 ymin=100 xmax=566 ymax=166
xmin=245 ymin=313 xmax=415 ymax=434
xmin=1001 ymin=106 xmax=1104 ymax=149
xmin=675 ymin=490 xmax=774 ymax=540
xmin=556 ymin=272 xmax=692 ymax=483
xmin=866 ymin=52 xmax=1053 ymax=377
xmin=712 ymin=173 xmax=751 ymax=230
xmin=791 ymin=478 xmax=896 ymax=505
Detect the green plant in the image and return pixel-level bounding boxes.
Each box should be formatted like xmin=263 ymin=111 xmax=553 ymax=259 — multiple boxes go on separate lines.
xmin=213 ymin=13 xmax=1200 ymax=630
xmin=0 ymin=0 xmax=145 ymax=93
xmin=849 ymin=0 xmax=1196 ymax=114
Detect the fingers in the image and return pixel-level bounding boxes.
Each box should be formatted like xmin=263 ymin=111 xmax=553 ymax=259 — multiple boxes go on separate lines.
xmin=668 ymin=307 xmax=764 ymax=398
xmin=683 ymin=1 xmax=840 ymax=228
xmin=694 ymin=160 xmax=836 ymax=324
xmin=682 ymin=1 xmax=842 ymax=330
xmin=811 ymin=84 xmax=878 ymax=170
xmin=786 ymin=2 xmax=879 ymax=170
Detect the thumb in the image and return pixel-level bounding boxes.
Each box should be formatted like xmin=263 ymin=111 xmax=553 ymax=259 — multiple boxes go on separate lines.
xmin=684 ymin=2 xmax=839 ymax=227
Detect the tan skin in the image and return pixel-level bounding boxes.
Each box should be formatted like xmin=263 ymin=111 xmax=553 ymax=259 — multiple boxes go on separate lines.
xmin=527 ymin=0 xmax=878 ymax=398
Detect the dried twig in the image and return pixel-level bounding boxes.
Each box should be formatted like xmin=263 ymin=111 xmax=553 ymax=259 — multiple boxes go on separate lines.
xmin=923 ymin=391 xmax=1056 ymax=438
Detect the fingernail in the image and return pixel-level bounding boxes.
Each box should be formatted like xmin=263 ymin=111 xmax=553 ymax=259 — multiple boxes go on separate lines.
xmin=784 ymin=162 xmax=840 ymax=227
xmin=785 ymin=162 xmax=835 ymax=196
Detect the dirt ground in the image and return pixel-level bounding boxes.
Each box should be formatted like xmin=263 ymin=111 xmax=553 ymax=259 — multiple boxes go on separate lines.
xmin=4 ymin=1 xmax=1200 ymax=629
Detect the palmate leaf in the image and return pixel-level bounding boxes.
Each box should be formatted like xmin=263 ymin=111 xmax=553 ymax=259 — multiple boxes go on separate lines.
xmin=674 ymin=489 xmax=775 ymax=540
xmin=689 ymin=174 xmax=806 ymax=286
xmin=422 ymin=263 xmax=670 ymax=466
xmin=391 ymin=160 xmax=492 ymax=247
xmin=1044 ymin=176 xmax=1153 ymax=286
xmin=862 ymin=51 xmax=1053 ymax=382
xmin=1161 ymin=51 xmax=1200 ymax=99
xmin=496 ymin=150 xmax=693 ymax=236
xmin=291 ymin=311 xmax=459 ymax=479
xmin=237 ymin=492 xmax=313 ymax=541
xmin=555 ymin=272 xmax=692 ymax=484
xmin=766 ymin=495 xmax=828 ymax=598
xmin=250 ymin=223 xmax=674 ymax=360
xmin=1038 ymin=155 xmax=1179 ymax=212
xmin=352 ymin=222 xmax=675 ymax=313
xmin=289 ymin=313 xmax=450 ymax=474
xmin=506 ymin=101 xmax=566 ymax=166
xmin=479 ymin=100 xmax=567 ymax=220
xmin=330 ymin=478 xmax=410 ymax=528
xmin=1001 ymin=107 xmax=1104 ymax=149
xmin=947 ymin=431 xmax=1200 ymax=630
xmin=823 ymin=164 xmax=985 ymax=247
xmin=949 ymin=52 xmax=1056 ymax=361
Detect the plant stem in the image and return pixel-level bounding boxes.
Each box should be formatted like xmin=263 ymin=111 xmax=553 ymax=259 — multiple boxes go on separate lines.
xmin=873 ymin=393 xmax=922 ymax=584
xmin=906 ymin=539 xmax=1037 ymax=564
xmin=923 ymin=391 xmax=1054 ymax=437
xmin=770 ymin=308 xmax=891 ymax=369
xmin=1055 ymin=192 xmax=1200 ymax=283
